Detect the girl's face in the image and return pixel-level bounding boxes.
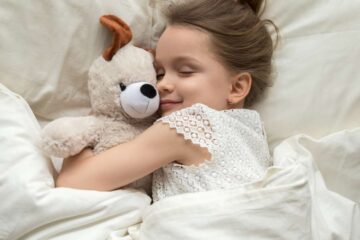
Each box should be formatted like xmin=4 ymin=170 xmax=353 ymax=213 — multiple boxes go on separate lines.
xmin=155 ymin=25 xmax=236 ymax=116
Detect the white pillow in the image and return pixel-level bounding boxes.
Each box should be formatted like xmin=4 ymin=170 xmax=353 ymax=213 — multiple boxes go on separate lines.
xmin=0 ymin=83 xmax=151 ymax=240
xmin=0 ymin=0 xmax=165 ymax=123
xmin=2 ymin=0 xmax=359 ymax=147
xmin=255 ymin=0 xmax=360 ymax=149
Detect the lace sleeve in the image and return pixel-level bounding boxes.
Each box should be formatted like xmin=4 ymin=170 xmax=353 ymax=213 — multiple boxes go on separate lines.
xmin=156 ymin=104 xmax=217 ymax=152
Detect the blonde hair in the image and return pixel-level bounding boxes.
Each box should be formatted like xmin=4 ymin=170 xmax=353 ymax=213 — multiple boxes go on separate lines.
xmin=164 ymin=0 xmax=278 ymax=107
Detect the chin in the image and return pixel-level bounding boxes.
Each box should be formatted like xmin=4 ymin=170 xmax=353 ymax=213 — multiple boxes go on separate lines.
xmin=160 ymin=109 xmax=174 ymax=117
xmin=159 ymin=103 xmax=183 ymax=117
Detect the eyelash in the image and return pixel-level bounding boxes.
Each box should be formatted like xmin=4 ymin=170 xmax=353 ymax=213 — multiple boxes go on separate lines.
xmin=156 ymin=67 xmax=195 ymax=81
xmin=156 ymin=73 xmax=164 ymax=81
xmin=179 ymin=71 xmax=193 ymax=76
xmin=156 ymin=71 xmax=193 ymax=80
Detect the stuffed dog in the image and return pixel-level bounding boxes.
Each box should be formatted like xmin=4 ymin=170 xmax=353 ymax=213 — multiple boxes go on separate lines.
xmin=41 ymin=15 xmax=159 ymax=162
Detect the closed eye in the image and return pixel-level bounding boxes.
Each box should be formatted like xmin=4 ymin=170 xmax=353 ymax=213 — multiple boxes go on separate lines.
xmin=178 ymin=65 xmax=196 ymax=77
xmin=156 ymin=67 xmax=165 ymax=81
xmin=179 ymin=71 xmax=194 ymax=77
xmin=156 ymin=73 xmax=164 ymax=81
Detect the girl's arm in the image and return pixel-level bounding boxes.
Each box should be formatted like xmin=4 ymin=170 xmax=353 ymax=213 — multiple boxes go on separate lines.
xmin=56 ymin=122 xmax=198 ymax=190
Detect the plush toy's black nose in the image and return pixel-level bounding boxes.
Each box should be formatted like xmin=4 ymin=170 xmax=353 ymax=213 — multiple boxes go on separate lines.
xmin=140 ymin=84 xmax=157 ymax=99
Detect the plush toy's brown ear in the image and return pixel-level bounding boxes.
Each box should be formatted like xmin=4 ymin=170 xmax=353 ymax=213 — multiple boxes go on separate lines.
xmin=100 ymin=15 xmax=132 ymax=61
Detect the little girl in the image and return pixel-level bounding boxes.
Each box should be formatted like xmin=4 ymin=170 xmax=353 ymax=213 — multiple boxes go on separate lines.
xmin=57 ymin=0 xmax=277 ymax=202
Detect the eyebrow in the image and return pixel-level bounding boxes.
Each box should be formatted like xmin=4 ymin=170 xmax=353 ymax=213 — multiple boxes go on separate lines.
xmin=154 ymin=56 xmax=201 ymax=67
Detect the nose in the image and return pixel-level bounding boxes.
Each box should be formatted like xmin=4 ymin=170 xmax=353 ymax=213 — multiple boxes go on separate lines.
xmin=156 ymin=76 xmax=174 ymax=94
xmin=140 ymin=84 xmax=157 ymax=99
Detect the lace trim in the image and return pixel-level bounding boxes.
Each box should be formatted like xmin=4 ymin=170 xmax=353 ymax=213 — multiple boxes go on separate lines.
xmin=157 ymin=104 xmax=219 ymax=154
xmin=152 ymin=104 xmax=271 ymax=202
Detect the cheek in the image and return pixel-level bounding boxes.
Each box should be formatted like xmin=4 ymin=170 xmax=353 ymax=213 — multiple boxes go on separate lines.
xmin=178 ymin=80 xmax=202 ymax=95
xmin=205 ymin=75 xmax=230 ymax=96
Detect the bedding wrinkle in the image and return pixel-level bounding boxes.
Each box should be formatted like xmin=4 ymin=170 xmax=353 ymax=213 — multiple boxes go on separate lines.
xmin=1 ymin=0 xmax=360 ymax=239
xmin=142 ymin=148 xmax=312 ymax=240
xmin=298 ymin=128 xmax=360 ymax=203
xmin=1 ymin=0 xmax=157 ymax=123
xmin=1 ymin=84 xmax=152 ymax=240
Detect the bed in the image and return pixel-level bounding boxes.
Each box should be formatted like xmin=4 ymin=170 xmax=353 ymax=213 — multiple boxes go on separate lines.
xmin=0 ymin=0 xmax=359 ymax=239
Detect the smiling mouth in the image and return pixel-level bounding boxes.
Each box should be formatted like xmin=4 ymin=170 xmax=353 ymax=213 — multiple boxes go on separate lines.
xmin=160 ymin=99 xmax=182 ymax=104
xmin=160 ymin=101 xmax=181 ymax=111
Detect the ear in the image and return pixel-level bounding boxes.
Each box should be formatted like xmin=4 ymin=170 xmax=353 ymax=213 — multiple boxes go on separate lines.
xmin=227 ymin=72 xmax=252 ymax=107
xmin=100 ymin=15 xmax=132 ymax=61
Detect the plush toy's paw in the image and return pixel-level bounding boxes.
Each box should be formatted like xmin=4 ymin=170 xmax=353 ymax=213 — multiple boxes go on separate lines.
xmin=40 ymin=116 xmax=100 ymax=158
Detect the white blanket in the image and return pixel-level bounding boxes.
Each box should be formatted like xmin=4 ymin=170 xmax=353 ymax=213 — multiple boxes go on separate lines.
xmin=0 ymin=84 xmax=359 ymax=239
xmin=0 ymin=84 xmax=151 ymax=240
xmin=139 ymin=130 xmax=360 ymax=240
xmin=1 ymin=0 xmax=360 ymax=239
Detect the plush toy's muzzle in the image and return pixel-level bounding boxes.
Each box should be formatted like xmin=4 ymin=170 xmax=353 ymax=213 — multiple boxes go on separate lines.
xmin=120 ymin=81 xmax=159 ymax=119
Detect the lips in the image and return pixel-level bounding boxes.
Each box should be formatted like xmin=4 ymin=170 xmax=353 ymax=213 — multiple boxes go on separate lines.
xmin=160 ymin=99 xmax=182 ymax=111
xmin=160 ymin=99 xmax=181 ymax=105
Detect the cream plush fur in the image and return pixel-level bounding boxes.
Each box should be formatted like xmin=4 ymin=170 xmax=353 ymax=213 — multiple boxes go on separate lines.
xmin=40 ymin=16 xmax=159 ymax=160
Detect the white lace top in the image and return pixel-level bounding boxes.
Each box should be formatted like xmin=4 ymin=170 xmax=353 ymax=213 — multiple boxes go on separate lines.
xmin=152 ymin=103 xmax=271 ymax=202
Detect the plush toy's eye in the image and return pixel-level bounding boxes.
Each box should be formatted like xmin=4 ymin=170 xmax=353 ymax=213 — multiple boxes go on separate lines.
xmin=119 ymin=83 xmax=127 ymax=91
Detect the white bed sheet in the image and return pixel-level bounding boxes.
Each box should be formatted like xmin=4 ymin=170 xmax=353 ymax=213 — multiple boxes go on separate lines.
xmin=138 ymin=129 xmax=360 ymax=240
xmin=0 ymin=84 xmax=150 ymax=240
xmin=0 ymin=83 xmax=359 ymax=239
xmin=0 ymin=0 xmax=360 ymax=239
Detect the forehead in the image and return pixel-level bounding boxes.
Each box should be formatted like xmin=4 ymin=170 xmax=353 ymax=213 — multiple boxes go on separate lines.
xmin=155 ymin=25 xmax=215 ymax=61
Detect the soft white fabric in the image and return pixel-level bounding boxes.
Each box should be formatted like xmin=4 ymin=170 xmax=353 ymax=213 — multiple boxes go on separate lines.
xmin=1 ymin=0 xmax=359 ymax=147
xmin=1 ymin=0 xmax=360 ymax=239
xmin=0 ymin=83 xmax=151 ymax=240
xmin=140 ymin=129 xmax=360 ymax=240
xmin=255 ymin=0 xmax=360 ymax=149
xmin=152 ymin=103 xmax=271 ymax=201
xmin=0 ymin=0 xmax=164 ymax=123
xmin=0 ymin=83 xmax=359 ymax=239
